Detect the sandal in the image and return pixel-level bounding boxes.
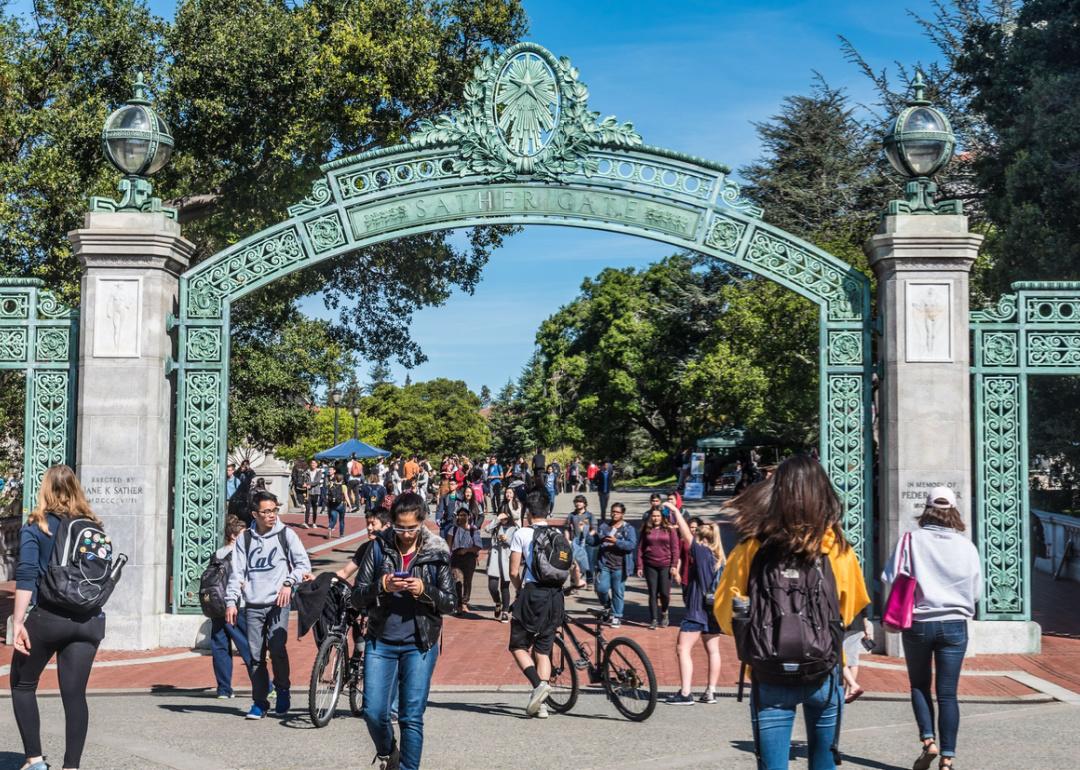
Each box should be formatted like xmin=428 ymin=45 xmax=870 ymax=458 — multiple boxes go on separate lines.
xmin=913 ymin=741 xmax=939 ymax=770
xmin=844 ymin=686 xmax=864 ymax=704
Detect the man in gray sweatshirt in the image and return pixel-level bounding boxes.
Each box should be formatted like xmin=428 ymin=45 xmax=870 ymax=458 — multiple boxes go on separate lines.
xmin=225 ymin=490 xmax=311 ymax=719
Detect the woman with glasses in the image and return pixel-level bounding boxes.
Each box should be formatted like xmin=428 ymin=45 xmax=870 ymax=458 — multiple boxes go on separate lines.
xmin=353 ymin=493 xmax=455 ymax=770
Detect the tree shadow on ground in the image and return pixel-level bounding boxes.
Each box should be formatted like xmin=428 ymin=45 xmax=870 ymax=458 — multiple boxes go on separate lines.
xmin=730 ymin=740 xmax=906 ymax=770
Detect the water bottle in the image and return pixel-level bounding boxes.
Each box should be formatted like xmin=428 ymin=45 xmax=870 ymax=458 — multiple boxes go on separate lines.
xmin=732 ymin=594 xmax=749 ymax=618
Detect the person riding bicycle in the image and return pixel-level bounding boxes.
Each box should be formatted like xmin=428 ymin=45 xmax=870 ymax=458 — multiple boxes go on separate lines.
xmin=352 ymin=493 xmax=455 ymax=770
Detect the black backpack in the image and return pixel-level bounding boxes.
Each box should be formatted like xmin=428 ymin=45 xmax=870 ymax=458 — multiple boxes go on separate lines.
xmin=327 ymin=483 xmax=345 ymax=507
xmin=38 ymin=516 xmax=126 ymax=615
xmin=734 ymin=542 xmax=843 ymax=687
xmin=199 ymin=552 xmax=232 ymax=619
xmin=529 ymin=525 xmax=572 ymax=588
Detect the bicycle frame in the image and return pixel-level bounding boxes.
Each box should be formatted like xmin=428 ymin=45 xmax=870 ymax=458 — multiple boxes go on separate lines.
xmin=560 ymin=613 xmax=607 ymax=684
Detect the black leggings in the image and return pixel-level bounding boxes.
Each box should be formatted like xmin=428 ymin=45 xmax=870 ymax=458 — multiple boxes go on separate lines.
xmin=488 ymin=576 xmax=511 ymax=610
xmin=643 ymin=563 xmax=672 ymax=622
xmin=10 ymin=606 xmax=105 ymax=768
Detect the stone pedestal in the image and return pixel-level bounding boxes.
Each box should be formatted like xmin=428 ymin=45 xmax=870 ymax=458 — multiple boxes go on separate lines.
xmin=868 ymin=214 xmax=1040 ymax=655
xmin=69 ymin=211 xmax=196 ymax=650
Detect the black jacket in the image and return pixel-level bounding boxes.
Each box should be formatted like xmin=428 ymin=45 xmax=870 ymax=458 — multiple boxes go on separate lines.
xmin=352 ymin=527 xmax=456 ymax=651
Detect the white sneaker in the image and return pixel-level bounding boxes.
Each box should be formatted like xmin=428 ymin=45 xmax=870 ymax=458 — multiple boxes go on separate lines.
xmin=526 ymin=681 xmax=552 ymax=715
xmin=535 ymin=703 xmax=549 ymax=719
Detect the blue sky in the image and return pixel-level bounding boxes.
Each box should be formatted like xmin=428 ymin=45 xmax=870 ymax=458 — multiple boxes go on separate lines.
xmin=15 ymin=0 xmax=943 ymax=392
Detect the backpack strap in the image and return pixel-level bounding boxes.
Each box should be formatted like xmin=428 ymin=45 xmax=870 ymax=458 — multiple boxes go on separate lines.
xmin=277 ymin=529 xmax=295 ymax=572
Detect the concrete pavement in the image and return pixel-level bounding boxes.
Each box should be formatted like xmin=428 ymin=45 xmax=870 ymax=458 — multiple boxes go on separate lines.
xmin=0 ymin=689 xmax=1073 ymax=769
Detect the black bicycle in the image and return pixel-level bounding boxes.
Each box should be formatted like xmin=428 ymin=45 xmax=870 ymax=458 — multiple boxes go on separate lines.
xmin=308 ymin=578 xmax=365 ymax=727
xmin=546 ymin=608 xmax=658 ymax=721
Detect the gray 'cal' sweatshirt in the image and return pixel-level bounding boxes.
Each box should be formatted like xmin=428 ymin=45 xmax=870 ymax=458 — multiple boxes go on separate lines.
xmin=882 ymin=524 xmax=983 ymax=622
xmin=225 ymin=521 xmax=311 ymax=608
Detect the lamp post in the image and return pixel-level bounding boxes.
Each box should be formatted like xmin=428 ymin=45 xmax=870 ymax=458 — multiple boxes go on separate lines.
xmin=331 ymin=387 xmax=343 ymax=445
xmin=351 ymin=405 xmax=360 ymax=440
xmin=90 ymin=73 xmax=177 ymax=218
xmin=883 ymin=71 xmax=961 ymax=216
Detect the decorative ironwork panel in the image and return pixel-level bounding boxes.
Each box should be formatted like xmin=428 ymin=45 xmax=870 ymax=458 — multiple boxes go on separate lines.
xmin=825 ymin=374 xmax=867 ymax=557
xmin=981 ymin=331 xmax=1018 ymax=367
xmin=1026 ymin=332 xmax=1080 ymax=367
xmin=185 ymin=328 xmax=223 ymax=364
xmin=975 ymin=375 xmax=1024 ymax=617
xmin=1023 ymin=296 xmax=1080 ymax=323
xmin=0 ymin=278 xmax=78 ymax=514
xmin=304 ymin=213 xmax=347 ymax=254
xmin=703 ymin=213 xmax=746 ymax=253
xmin=827 ymin=331 xmax=863 ymax=367
xmin=173 ymin=371 xmax=224 ymax=611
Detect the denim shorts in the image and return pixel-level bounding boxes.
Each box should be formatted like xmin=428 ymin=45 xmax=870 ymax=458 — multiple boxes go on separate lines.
xmin=680 ymin=616 xmax=720 ymax=635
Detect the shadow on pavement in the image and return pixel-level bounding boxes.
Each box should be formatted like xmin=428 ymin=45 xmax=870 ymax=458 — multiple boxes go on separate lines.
xmin=426 ymin=697 xmax=621 ymax=722
xmin=729 ymin=740 xmax=907 ymax=770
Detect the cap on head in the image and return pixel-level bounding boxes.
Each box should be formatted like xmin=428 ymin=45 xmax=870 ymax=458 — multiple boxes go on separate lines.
xmin=926 ymin=486 xmax=957 ymax=510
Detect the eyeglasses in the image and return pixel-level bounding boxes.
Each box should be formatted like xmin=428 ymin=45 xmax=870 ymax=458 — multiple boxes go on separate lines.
xmin=257 ymin=507 xmax=280 ymax=515
xmin=392 ymin=525 xmax=422 ymax=534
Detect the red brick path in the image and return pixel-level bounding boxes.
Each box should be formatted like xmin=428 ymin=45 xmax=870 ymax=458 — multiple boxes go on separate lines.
xmin=2 ymin=512 xmax=1078 ymax=701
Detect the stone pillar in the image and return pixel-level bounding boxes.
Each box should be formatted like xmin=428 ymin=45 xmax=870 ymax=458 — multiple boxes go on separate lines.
xmin=70 ymin=211 xmax=197 ymax=650
xmin=868 ymin=214 xmax=1040 ymax=655
xmin=868 ymin=215 xmax=979 ymax=655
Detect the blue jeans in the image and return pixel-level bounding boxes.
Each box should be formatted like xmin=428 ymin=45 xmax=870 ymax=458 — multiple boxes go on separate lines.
xmin=210 ymin=613 xmax=252 ymax=696
xmin=902 ymin=619 xmax=968 ymax=757
xmin=594 ymin=564 xmax=625 ymax=618
xmin=751 ymin=669 xmax=842 ymax=770
xmin=363 ymin=640 xmax=439 ymax=770
xmin=327 ymin=504 xmax=346 ymax=536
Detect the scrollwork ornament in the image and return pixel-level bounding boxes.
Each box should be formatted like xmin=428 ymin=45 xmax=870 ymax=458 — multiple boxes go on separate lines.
xmin=827 ymin=331 xmax=862 ymax=366
xmin=186 ymin=328 xmax=222 ymax=363
xmin=35 ymin=328 xmax=70 ymax=362
xmin=287 ymin=179 xmax=332 ymax=217
xmin=0 ymin=328 xmax=28 ymax=362
xmin=305 ymin=214 xmax=347 ymax=254
xmin=826 ymin=375 xmax=866 ymax=558
xmin=408 ymin=42 xmax=642 ymax=181
xmin=703 ymin=215 xmax=746 ymax=253
xmin=971 ymin=293 xmax=1017 ymax=323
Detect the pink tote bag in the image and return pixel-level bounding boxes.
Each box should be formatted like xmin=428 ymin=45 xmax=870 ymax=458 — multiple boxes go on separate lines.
xmin=882 ymin=532 xmax=916 ymax=631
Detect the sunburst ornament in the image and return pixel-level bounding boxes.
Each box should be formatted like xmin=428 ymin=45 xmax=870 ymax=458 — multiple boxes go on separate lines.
xmin=493 ymin=52 xmax=560 ymax=157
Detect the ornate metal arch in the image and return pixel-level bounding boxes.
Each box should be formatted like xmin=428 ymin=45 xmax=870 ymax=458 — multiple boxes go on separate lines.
xmin=169 ymin=42 xmax=874 ymax=611
xmin=0 ymin=278 xmax=79 ymax=514
xmin=971 ymin=281 xmax=1080 ymax=620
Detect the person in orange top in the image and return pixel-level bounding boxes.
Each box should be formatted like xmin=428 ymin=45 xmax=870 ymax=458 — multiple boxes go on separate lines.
xmin=713 ymin=456 xmax=869 ymax=770
xmin=403 ymin=455 xmax=420 ymax=482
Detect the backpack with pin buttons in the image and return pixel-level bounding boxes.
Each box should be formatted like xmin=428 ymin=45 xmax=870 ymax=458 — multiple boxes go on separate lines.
xmin=38 ymin=516 xmax=127 ymax=614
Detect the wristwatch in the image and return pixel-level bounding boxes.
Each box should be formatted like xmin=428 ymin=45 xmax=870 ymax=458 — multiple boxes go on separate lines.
xmin=283 ymin=579 xmax=294 ymax=588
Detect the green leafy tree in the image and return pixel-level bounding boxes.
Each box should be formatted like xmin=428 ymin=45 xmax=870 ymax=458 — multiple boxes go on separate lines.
xmin=362 ymin=378 xmax=489 ymax=458
xmin=487 ymin=378 xmax=533 ymax=460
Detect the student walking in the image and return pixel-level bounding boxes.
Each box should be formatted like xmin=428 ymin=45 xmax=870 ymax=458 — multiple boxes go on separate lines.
xmin=210 ymin=515 xmax=253 ymax=698
xmin=486 ymin=509 xmax=519 ymax=622
xmin=225 ymin=491 xmax=311 ymax=720
xmin=714 ymin=456 xmax=870 ymax=770
xmin=637 ymin=506 xmax=680 ymax=629
xmin=326 ymin=470 xmax=350 ymax=538
xmin=883 ymin=487 xmax=981 ymax=770
xmin=447 ymin=507 xmax=483 ymax=614
xmin=595 ymin=461 xmax=613 ymax=521
xmin=303 ymin=459 xmax=323 ymax=529
xmin=666 ymin=505 xmax=724 ymax=705
xmin=10 ymin=465 xmax=112 ymax=770
xmin=588 ymin=502 xmax=637 ymax=628
xmin=352 ymin=493 xmax=455 ymax=770
xmin=564 ymin=495 xmax=595 ymax=590
xmin=508 ymin=488 xmax=569 ymax=718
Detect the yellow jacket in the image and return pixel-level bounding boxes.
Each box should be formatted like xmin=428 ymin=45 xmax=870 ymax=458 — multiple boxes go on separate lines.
xmin=713 ymin=530 xmax=870 ymax=636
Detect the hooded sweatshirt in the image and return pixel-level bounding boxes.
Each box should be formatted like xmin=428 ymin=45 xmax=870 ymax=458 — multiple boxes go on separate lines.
xmin=882 ymin=525 xmax=982 ymax=622
xmin=225 ymin=521 xmax=311 ymax=608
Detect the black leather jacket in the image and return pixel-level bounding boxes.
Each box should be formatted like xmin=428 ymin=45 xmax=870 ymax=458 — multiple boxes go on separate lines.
xmin=353 ymin=528 xmax=456 ymax=651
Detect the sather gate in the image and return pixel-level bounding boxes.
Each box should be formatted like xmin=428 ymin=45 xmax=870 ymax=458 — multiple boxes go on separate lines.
xmin=168 ymin=43 xmax=874 ymax=612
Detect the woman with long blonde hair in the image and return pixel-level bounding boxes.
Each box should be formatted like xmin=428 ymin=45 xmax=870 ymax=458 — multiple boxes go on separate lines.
xmin=666 ymin=501 xmax=726 ymax=705
xmin=11 ymin=465 xmax=107 ymax=770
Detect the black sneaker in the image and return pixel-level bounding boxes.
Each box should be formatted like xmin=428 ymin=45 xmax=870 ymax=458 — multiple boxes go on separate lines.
xmin=666 ymin=691 xmax=694 ymax=706
xmin=494 ymin=604 xmax=502 ymax=620
xmin=648 ymin=620 xmax=657 ymax=630
xmin=698 ymin=690 xmax=717 ymax=704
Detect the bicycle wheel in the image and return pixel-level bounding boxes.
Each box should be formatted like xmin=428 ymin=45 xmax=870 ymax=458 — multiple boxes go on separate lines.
xmin=602 ymin=636 xmax=658 ymax=721
xmin=545 ymin=634 xmax=579 ymax=714
xmin=308 ymin=634 xmax=347 ymax=727
xmin=348 ymin=648 xmax=364 ymax=717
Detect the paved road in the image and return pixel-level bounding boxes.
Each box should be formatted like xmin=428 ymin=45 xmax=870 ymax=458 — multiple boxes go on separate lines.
xmin=0 ymin=689 xmax=1073 ymax=769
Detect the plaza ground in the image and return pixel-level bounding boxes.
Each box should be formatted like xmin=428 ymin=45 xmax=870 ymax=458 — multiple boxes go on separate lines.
xmin=1 ymin=489 xmax=1079 ymax=768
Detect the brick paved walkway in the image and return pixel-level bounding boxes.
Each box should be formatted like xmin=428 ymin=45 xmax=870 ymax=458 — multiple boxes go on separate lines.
xmin=3 ymin=498 xmax=1080 ymax=703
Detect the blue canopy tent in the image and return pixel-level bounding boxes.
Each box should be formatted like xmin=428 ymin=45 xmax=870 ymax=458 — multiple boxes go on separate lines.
xmin=314 ymin=438 xmax=391 ymax=461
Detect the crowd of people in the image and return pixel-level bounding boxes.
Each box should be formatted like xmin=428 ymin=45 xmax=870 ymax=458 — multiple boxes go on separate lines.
xmin=10 ymin=455 xmax=983 ymax=770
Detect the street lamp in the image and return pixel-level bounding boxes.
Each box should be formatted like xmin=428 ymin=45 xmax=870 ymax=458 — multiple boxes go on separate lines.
xmin=331 ymin=387 xmax=343 ymax=445
xmin=882 ymin=71 xmax=961 ymax=216
xmin=90 ymin=73 xmax=177 ymax=218
xmin=351 ymin=405 xmax=360 ymax=440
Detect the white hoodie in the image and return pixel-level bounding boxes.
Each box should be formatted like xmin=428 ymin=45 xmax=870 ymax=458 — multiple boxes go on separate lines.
xmin=882 ymin=525 xmax=982 ymax=622
xmin=225 ymin=521 xmax=311 ymax=608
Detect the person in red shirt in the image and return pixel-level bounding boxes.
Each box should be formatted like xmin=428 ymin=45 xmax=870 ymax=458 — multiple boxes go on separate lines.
xmin=636 ymin=508 xmax=680 ymax=629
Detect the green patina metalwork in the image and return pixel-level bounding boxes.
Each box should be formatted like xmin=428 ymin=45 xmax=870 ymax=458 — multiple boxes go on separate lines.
xmin=169 ymin=42 xmax=874 ymax=612
xmin=0 ymin=278 xmax=79 ymax=515
xmin=971 ymin=281 xmax=1080 ymax=620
